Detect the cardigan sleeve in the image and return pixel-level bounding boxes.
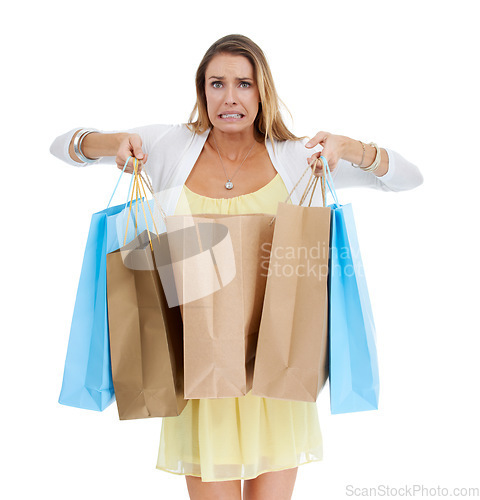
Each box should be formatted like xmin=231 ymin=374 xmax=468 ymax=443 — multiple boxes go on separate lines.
xmin=331 ymin=147 xmax=424 ymax=192
xmin=49 ymin=124 xmax=175 ymax=167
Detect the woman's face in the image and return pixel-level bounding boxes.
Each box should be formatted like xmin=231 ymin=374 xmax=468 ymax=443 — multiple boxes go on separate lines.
xmin=204 ymin=53 xmax=260 ymax=134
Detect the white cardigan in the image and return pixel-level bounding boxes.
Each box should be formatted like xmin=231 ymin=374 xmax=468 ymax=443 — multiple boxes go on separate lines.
xmin=50 ymin=124 xmax=424 ymax=217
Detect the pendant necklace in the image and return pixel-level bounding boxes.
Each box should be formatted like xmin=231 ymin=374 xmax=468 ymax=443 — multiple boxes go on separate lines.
xmin=211 ymin=133 xmax=256 ymax=190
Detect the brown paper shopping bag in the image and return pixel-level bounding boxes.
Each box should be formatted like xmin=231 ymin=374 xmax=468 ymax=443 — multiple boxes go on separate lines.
xmin=165 ymin=213 xmax=275 ymax=399
xmin=252 ymin=161 xmax=331 ymax=402
xmin=106 ymin=166 xmax=186 ymax=419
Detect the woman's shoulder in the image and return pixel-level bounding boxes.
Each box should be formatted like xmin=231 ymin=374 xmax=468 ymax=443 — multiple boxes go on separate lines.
xmin=157 ymin=123 xmax=209 ymax=145
xmin=270 ymin=136 xmax=321 ymax=160
xmin=125 ymin=123 xmax=187 ymax=143
xmin=125 ymin=123 xmax=205 ymax=153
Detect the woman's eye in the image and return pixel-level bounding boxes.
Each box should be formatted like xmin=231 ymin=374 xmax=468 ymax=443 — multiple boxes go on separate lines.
xmin=211 ymin=81 xmax=251 ymax=89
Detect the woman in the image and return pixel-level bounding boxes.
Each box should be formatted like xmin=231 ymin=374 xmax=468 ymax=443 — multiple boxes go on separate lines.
xmin=50 ymin=34 xmax=423 ymax=500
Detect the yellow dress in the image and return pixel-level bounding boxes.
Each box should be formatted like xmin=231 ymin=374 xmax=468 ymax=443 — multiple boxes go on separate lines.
xmin=156 ymin=173 xmax=323 ymax=482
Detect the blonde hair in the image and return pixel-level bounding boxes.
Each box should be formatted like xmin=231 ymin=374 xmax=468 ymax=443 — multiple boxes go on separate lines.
xmin=186 ymin=34 xmax=305 ymax=147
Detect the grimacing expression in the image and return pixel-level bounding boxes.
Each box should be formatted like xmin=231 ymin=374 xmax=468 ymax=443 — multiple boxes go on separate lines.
xmin=204 ymin=54 xmax=261 ymax=132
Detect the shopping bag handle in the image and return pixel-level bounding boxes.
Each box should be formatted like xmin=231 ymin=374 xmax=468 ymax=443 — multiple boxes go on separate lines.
xmin=141 ymin=161 xmax=167 ymax=222
xmin=318 ymin=156 xmax=339 ymax=205
xmin=283 ymin=156 xmax=338 ymax=207
xmin=106 ymin=156 xmax=154 ymax=209
xmin=303 ymin=156 xmax=339 ymax=206
xmin=298 ymin=158 xmax=327 ymax=208
xmin=123 ymin=158 xmax=164 ymax=249
xmin=103 ymin=155 xmax=163 ymax=249
xmin=268 ymin=156 xmax=338 ymax=226
xmin=117 ymin=159 xmax=168 ymax=224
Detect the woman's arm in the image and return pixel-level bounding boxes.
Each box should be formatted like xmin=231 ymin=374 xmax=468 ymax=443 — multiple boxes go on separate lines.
xmin=305 ymin=131 xmax=424 ymax=192
xmin=68 ymin=130 xmax=129 ymax=163
xmin=50 ymin=127 xmax=133 ymax=167
xmin=340 ymin=136 xmax=389 ymax=178
xmin=49 ymin=124 xmax=174 ymax=169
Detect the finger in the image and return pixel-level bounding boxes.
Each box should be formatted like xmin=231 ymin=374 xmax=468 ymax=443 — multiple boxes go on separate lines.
xmin=125 ymin=165 xmax=142 ymax=175
xmin=317 ymin=155 xmax=340 ymax=176
xmin=305 ymin=131 xmax=329 ymax=148
xmin=116 ymin=155 xmax=143 ymax=173
xmin=137 ymin=154 xmax=148 ymax=170
xmin=307 ymin=152 xmax=322 ymax=168
xmin=307 ymin=157 xmax=323 ymax=177
xmin=307 ymin=156 xmax=321 ymax=175
xmin=129 ymin=135 xmax=145 ymax=161
xmin=116 ymin=156 xmax=135 ymax=172
xmin=310 ymin=155 xmax=330 ymax=177
xmin=131 ymin=157 xmax=143 ymax=174
xmin=133 ymin=147 xmax=145 ymax=160
xmin=313 ymin=160 xmax=324 ymax=177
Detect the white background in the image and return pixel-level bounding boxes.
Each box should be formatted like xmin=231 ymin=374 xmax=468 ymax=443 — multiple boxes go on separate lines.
xmin=1 ymin=0 xmax=479 ymax=498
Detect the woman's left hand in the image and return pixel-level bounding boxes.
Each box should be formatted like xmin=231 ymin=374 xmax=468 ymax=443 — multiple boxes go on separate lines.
xmin=305 ymin=131 xmax=346 ymax=176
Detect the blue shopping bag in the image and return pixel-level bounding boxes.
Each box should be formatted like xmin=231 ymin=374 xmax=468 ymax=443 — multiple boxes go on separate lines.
xmin=58 ymin=157 xmax=157 ymax=411
xmin=320 ymin=157 xmax=380 ymax=414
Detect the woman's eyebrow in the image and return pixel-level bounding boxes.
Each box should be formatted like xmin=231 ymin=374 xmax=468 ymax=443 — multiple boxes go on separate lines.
xmin=208 ymin=76 xmax=253 ymax=81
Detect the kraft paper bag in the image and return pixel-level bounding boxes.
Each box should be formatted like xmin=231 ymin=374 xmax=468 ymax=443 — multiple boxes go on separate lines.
xmin=165 ymin=213 xmax=275 ymax=399
xmin=252 ymin=167 xmax=331 ymax=402
xmin=106 ymin=229 xmax=187 ymax=419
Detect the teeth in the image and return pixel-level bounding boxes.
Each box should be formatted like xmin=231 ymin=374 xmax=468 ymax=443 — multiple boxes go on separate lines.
xmin=221 ymin=114 xmax=242 ymax=118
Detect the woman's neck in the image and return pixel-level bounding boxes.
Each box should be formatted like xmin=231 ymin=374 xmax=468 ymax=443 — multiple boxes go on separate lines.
xmin=208 ymin=127 xmax=259 ymax=162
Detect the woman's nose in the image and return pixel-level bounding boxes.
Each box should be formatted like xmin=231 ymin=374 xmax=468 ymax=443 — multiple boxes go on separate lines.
xmin=224 ymin=85 xmax=237 ymax=105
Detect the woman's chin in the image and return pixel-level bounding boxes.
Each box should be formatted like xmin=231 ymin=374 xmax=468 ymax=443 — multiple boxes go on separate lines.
xmin=211 ymin=117 xmax=254 ymax=133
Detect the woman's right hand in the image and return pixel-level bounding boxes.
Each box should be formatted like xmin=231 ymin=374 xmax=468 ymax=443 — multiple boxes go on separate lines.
xmin=116 ymin=133 xmax=148 ymax=174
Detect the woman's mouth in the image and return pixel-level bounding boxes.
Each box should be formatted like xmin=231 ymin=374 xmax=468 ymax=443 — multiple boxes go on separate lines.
xmin=218 ymin=113 xmax=245 ymax=120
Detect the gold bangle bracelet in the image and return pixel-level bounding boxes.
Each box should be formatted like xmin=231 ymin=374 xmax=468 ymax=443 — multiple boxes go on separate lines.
xmin=361 ymin=142 xmax=381 ymax=172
